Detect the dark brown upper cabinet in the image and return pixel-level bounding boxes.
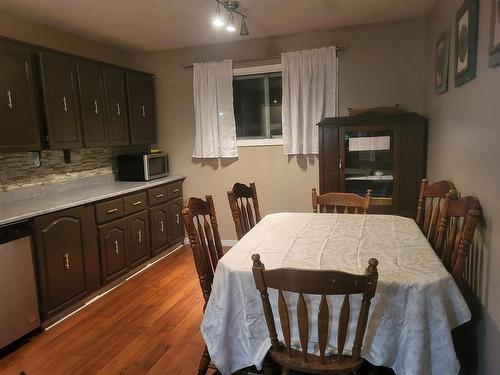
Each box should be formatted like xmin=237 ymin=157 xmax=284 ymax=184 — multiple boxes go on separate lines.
xmin=0 ymin=39 xmax=41 ymax=152
xmin=77 ymin=60 xmax=108 ymax=147
xmin=39 ymin=51 xmax=83 ymax=149
xmin=103 ymin=67 xmax=130 ymax=146
xmin=126 ymin=71 xmax=156 ymax=145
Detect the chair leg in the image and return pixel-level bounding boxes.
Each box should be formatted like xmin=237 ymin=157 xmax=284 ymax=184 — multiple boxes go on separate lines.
xmin=197 ymin=345 xmax=211 ymax=375
xmin=262 ymin=360 xmax=273 ymax=375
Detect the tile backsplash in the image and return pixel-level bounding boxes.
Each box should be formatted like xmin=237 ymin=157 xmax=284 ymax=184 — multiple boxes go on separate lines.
xmin=0 ymin=148 xmax=114 ymax=192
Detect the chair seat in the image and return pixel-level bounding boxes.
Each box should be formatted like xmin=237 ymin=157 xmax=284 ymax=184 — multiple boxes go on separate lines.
xmin=270 ymin=347 xmax=364 ymax=374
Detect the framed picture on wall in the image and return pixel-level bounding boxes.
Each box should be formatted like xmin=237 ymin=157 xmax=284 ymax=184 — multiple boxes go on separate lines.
xmin=454 ymin=0 xmax=479 ymax=87
xmin=490 ymin=0 xmax=500 ymax=67
xmin=435 ymin=28 xmax=450 ymax=94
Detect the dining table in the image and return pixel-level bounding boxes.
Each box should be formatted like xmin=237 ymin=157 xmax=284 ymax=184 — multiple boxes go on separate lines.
xmin=200 ymin=212 xmax=471 ymax=375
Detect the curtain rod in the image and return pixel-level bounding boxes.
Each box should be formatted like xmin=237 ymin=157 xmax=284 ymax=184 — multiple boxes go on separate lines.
xmin=182 ymin=45 xmax=348 ymax=70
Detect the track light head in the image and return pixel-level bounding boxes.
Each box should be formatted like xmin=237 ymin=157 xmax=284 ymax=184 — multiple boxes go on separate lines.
xmin=240 ymin=17 xmax=249 ymax=36
xmin=226 ymin=11 xmax=236 ymax=32
xmin=212 ymin=2 xmax=224 ymax=27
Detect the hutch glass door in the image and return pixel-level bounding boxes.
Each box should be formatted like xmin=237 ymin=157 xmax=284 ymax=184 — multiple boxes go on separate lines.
xmin=339 ymin=125 xmax=399 ymax=210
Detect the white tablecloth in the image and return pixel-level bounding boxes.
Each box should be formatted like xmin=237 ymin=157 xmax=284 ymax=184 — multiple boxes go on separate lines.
xmin=201 ymin=213 xmax=471 ymax=375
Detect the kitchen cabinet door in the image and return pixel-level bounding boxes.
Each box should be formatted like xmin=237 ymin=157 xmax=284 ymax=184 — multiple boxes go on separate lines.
xmin=103 ymin=67 xmax=129 ymax=146
xmin=98 ymin=218 xmax=128 ymax=284
xmin=39 ymin=51 xmax=83 ymax=149
xmin=126 ymin=210 xmax=150 ymax=269
xmin=168 ymin=198 xmax=184 ymax=245
xmin=0 ymin=40 xmax=41 ymax=152
xmin=77 ymin=60 xmax=108 ymax=147
xmin=150 ymin=203 xmax=169 ymax=256
xmin=34 ymin=206 xmax=97 ymax=320
xmin=126 ymin=71 xmax=156 ymax=145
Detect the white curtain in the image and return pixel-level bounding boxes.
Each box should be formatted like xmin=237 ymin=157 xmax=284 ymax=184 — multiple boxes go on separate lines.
xmin=281 ymin=46 xmax=337 ymax=155
xmin=193 ymin=59 xmax=238 ymax=158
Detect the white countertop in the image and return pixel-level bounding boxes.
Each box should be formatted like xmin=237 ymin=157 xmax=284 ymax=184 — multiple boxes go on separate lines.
xmin=0 ymin=175 xmax=185 ymax=226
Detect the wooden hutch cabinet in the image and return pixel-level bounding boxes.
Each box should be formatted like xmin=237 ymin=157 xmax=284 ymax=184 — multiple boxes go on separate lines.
xmin=318 ymin=113 xmax=427 ymax=218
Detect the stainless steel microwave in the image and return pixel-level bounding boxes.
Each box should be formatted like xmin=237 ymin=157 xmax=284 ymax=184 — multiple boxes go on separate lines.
xmin=116 ymin=153 xmax=169 ymax=181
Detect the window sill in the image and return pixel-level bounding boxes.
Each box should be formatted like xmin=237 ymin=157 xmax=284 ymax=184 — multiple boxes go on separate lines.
xmin=237 ymin=138 xmax=284 ymax=147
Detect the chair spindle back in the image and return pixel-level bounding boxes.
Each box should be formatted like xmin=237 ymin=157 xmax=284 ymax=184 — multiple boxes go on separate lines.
xmin=252 ymin=254 xmax=379 ymax=372
xmin=435 ymin=195 xmax=481 ymax=280
xmin=182 ymin=195 xmax=223 ymax=305
xmin=312 ymin=188 xmax=372 ymax=214
xmin=227 ymin=182 xmax=261 ymax=240
xmin=416 ymin=179 xmax=456 ymax=245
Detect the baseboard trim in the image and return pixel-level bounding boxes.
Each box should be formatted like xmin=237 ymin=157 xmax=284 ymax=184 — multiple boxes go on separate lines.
xmin=184 ymin=237 xmax=237 ymax=247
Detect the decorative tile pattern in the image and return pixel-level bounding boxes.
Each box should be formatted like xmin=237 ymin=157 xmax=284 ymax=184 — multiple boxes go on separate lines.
xmin=0 ymin=148 xmax=114 ymax=192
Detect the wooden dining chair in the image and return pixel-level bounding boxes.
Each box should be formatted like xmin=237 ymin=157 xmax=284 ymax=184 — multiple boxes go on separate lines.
xmin=252 ymin=254 xmax=379 ymax=375
xmin=312 ymin=188 xmax=372 ymax=214
xmin=227 ymin=182 xmax=262 ymax=240
xmin=415 ymin=179 xmax=456 ymax=245
xmin=434 ymin=194 xmax=481 ymax=281
xmin=182 ymin=195 xmax=223 ymax=375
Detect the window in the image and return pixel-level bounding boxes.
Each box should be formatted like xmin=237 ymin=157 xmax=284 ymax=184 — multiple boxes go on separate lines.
xmin=233 ymin=64 xmax=282 ymax=146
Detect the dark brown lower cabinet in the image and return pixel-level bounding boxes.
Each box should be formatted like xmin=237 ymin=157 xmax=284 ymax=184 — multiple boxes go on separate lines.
xmin=98 ymin=218 xmax=128 ymax=284
xmin=126 ymin=210 xmax=150 ymax=269
xmin=168 ymin=198 xmax=184 ymax=244
xmin=150 ymin=203 xmax=169 ymax=256
xmin=32 ymin=181 xmax=184 ymax=320
xmin=34 ymin=205 xmax=100 ymax=321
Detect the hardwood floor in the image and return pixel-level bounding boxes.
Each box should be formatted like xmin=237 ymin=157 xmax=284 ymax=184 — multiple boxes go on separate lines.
xmin=0 ymin=246 xmax=216 ymax=375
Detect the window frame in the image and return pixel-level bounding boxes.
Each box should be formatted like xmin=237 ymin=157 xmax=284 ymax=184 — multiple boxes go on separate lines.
xmin=233 ymin=63 xmax=283 ymax=147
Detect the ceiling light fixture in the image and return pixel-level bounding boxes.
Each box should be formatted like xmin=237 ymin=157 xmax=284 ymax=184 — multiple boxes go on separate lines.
xmin=212 ymin=0 xmax=249 ymax=36
xmin=240 ymin=17 xmax=249 ymax=36
xmin=212 ymin=2 xmax=224 ymax=27
xmin=226 ymin=11 xmax=236 ymax=32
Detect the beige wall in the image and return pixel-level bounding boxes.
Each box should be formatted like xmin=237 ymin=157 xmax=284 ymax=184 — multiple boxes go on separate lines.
xmin=131 ymin=17 xmax=428 ymax=240
xmin=0 ymin=11 xmax=133 ymax=67
xmin=425 ymin=0 xmax=500 ymax=374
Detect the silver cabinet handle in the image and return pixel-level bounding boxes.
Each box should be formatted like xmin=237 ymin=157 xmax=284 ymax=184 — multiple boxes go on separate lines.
xmin=6 ymin=90 xmax=13 ymax=109
xmin=176 ymin=213 xmax=180 ymax=225
xmin=63 ymin=252 xmax=70 ymax=270
xmin=132 ymin=201 xmax=142 ymax=206
xmin=138 ymin=230 xmax=142 ymax=244
xmin=94 ymin=100 xmax=99 ymax=114
xmin=62 ymin=96 xmax=68 ymax=112
xmin=160 ymin=220 xmax=164 ymax=233
xmin=114 ymin=240 xmax=119 ymax=254
xmin=107 ymin=208 xmax=118 ymax=214
xmin=172 ymin=188 xmax=180 ymax=193
xmin=116 ymin=102 xmax=121 ymax=116
xmin=339 ymin=158 xmax=343 ymax=169
xmin=141 ymin=105 xmax=146 ymax=117
xmin=155 ymin=193 xmax=164 ymax=199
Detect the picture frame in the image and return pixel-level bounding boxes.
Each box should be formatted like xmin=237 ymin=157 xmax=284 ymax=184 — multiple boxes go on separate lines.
xmin=490 ymin=0 xmax=500 ymax=67
xmin=435 ymin=28 xmax=450 ymax=94
xmin=454 ymin=0 xmax=479 ymax=87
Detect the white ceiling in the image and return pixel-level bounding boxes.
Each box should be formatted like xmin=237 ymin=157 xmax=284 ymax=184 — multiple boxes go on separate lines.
xmin=0 ymin=0 xmax=436 ymax=52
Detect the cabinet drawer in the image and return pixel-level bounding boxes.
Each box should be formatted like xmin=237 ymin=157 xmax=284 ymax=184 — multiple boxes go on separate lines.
xmin=148 ymin=185 xmax=169 ymax=206
xmin=167 ymin=182 xmax=183 ymax=200
xmin=95 ymin=198 xmax=124 ymax=224
xmin=124 ymin=191 xmax=147 ymax=215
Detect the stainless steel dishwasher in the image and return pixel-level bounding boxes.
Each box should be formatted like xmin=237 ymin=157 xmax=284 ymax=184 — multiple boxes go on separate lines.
xmin=0 ymin=221 xmax=40 ymax=349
